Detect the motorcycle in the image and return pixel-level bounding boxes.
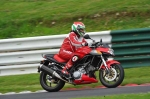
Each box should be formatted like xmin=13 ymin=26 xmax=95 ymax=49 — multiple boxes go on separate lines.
xmin=38 ymin=34 xmax=124 ymax=92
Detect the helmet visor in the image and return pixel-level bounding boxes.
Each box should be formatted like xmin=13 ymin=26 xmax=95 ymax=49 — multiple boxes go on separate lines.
xmin=79 ymin=28 xmax=85 ymax=33
xmin=77 ymin=25 xmax=85 ymax=36
xmin=78 ymin=28 xmax=85 ymax=36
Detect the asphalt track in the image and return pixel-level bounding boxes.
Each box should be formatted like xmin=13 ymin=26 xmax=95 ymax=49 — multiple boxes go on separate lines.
xmin=0 ymin=85 xmax=150 ymax=99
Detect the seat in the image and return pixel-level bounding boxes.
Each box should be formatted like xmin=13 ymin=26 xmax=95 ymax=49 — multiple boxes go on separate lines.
xmin=54 ymin=54 xmax=67 ymax=63
xmin=45 ymin=54 xmax=66 ymax=65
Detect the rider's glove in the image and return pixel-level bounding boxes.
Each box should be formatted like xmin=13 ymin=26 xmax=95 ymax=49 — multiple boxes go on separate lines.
xmin=81 ymin=42 xmax=88 ymax=46
xmin=85 ymin=42 xmax=88 ymax=46
xmin=91 ymin=41 xmax=96 ymax=46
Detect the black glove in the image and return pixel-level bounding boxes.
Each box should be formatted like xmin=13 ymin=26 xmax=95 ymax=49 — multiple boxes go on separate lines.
xmin=91 ymin=42 xmax=96 ymax=46
xmin=81 ymin=42 xmax=88 ymax=46
xmin=92 ymin=42 xmax=99 ymax=46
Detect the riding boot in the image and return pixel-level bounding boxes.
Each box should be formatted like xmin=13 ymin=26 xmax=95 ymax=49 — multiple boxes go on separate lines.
xmin=61 ymin=59 xmax=73 ymax=78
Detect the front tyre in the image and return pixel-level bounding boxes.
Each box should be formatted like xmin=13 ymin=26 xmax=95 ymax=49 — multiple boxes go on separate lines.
xmin=40 ymin=71 xmax=65 ymax=92
xmin=99 ymin=64 xmax=124 ymax=88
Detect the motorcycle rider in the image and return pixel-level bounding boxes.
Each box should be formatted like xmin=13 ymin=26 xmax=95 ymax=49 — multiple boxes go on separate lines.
xmin=58 ymin=22 xmax=88 ymax=77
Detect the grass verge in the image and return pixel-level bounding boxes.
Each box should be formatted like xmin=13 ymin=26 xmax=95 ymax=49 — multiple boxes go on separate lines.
xmin=0 ymin=0 xmax=150 ymax=39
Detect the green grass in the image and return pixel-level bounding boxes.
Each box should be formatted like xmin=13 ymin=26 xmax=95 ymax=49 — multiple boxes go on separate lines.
xmin=0 ymin=0 xmax=150 ymax=39
xmin=0 ymin=66 xmax=150 ymax=93
xmin=71 ymin=92 xmax=150 ymax=99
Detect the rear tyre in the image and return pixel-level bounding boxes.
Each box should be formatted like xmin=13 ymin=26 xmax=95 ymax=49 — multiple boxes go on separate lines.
xmin=40 ymin=71 xmax=65 ymax=92
xmin=99 ymin=64 xmax=124 ymax=88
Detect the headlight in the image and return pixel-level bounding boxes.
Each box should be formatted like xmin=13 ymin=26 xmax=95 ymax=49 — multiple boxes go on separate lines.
xmin=108 ymin=48 xmax=114 ymax=55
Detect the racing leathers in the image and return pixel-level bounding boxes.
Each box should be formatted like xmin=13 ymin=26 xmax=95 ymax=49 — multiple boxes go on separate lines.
xmin=58 ymin=31 xmax=87 ymax=76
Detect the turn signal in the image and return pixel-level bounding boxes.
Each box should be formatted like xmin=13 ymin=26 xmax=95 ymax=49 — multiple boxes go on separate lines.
xmin=96 ymin=50 xmax=102 ymax=54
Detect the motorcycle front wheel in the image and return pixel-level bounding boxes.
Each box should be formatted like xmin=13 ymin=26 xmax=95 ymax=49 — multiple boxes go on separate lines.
xmin=40 ymin=71 xmax=65 ymax=92
xmin=99 ymin=64 xmax=124 ymax=88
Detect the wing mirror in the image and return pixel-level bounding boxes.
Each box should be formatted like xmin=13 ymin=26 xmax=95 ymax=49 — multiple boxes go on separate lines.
xmin=84 ymin=34 xmax=91 ymax=39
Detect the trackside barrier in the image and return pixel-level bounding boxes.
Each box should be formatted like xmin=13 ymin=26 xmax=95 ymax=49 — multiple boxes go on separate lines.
xmin=0 ymin=31 xmax=111 ymax=76
xmin=111 ymin=28 xmax=150 ymax=68
xmin=0 ymin=28 xmax=150 ymax=76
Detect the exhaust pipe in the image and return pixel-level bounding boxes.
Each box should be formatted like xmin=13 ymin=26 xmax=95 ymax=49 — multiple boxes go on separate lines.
xmin=40 ymin=64 xmax=68 ymax=82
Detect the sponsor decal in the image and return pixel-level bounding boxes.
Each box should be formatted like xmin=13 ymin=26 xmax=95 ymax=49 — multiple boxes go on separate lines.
xmin=72 ymin=56 xmax=79 ymax=62
xmin=63 ymin=50 xmax=72 ymax=54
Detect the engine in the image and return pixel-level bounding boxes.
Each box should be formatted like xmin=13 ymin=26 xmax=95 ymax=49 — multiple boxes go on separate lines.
xmin=72 ymin=65 xmax=96 ymax=80
xmin=73 ymin=67 xmax=86 ymax=79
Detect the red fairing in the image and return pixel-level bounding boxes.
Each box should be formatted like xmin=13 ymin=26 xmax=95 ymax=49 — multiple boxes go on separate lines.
xmin=74 ymin=46 xmax=92 ymax=59
xmin=101 ymin=60 xmax=120 ymax=69
xmin=73 ymin=74 xmax=98 ymax=84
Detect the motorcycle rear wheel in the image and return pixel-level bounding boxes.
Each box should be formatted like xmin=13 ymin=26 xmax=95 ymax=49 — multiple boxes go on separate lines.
xmin=99 ymin=64 xmax=124 ymax=88
xmin=40 ymin=71 xmax=65 ymax=92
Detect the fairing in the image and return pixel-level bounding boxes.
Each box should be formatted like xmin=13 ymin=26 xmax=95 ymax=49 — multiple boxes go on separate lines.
xmin=101 ymin=60 xmax=120 ymax=69
xmin=73 ymin=74 xmax=98 ymax=84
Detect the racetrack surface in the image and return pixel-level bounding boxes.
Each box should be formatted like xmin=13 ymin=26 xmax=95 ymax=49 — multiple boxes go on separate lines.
xmin=0 ymin=85 xmax=150 ymax=99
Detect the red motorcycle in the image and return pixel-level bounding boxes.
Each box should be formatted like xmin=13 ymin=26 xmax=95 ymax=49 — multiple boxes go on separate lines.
xmin=38 ymin=34 xmax=124 ymax=92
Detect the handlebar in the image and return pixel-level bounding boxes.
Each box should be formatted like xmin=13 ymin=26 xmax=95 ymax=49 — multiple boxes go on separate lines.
xmin=90 ymin=41 xmax=100 ymax=48
xmin=84 ymin=34 xmax=110 ymax=48
xmin=90 ymin=41 xmax=110 ymax=48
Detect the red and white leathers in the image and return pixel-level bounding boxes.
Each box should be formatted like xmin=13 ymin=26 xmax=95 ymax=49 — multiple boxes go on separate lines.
xmin=57 ymin=31 xmax=87 ymax=74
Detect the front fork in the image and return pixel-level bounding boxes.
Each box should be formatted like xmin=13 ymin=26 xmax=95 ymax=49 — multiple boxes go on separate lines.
xmin=100 ymin=55 xmax=110 ymax=74
xmin=99 ymin=55 xmax=120 ymax=74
